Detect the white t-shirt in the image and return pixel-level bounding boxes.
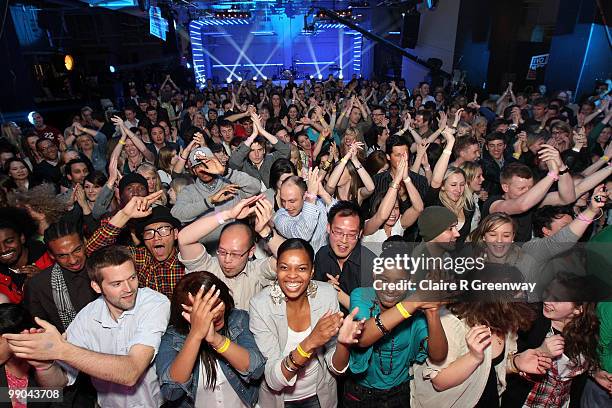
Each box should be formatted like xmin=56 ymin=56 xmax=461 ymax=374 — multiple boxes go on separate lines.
xmin=282 ymin=327 xmax=319 ymax=402
xmin=196 ymin=359 xmax=248 ymax=408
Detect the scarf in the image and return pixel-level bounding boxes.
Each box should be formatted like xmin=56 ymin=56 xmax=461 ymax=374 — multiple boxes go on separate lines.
xmin=50 ymin=263 xmax=76 ymax=331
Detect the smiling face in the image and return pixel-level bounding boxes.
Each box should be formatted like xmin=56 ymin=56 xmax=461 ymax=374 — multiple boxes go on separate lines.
xmin=0 ymin=228 xmax=24 ymax=266
xmin=486 ymin=139 xmax=505 ymax=160
xmin=8 ymin=161 xmax=29 ymax=181
xmin=469 ymin=167 xmax=484 ymax=193
xmin=483 ymin=221 xmax=515 ymax=259
xmin=276 ymin=248 xmax=313 ymax=300
xmin=376 ymin=267 xmax=409 ymax=308
xmin=84 ymin=180 xmax=101 ymax=202
xmin=386 ymin=201 xmax=401 ymax=227
xmin=68 ymin=163 xmax=89 ymax=186
xmin=327 ymin=214 xmax=361 ymax=260
xmin=442 ymin=172 xmax=466 ymax=202
xmin=92 ymin=261 xmax=139 ymax=319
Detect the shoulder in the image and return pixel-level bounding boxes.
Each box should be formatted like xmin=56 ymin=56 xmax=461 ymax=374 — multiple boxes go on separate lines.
xmin=137 ymin=288 xmax=171 ymax=309
xmin=250 ymin=286 xmax=272 ymax=310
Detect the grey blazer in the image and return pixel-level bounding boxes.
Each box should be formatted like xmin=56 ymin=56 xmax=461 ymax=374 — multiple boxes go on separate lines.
xmin=248 ymin=281 xmax=347 ymax=408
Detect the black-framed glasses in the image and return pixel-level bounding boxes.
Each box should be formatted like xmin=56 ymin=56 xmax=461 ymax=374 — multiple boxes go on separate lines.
xmin=216 ymin=248 xmax=251 ymax=260
xmin=142 ymin=226 xmax=174 ymax=240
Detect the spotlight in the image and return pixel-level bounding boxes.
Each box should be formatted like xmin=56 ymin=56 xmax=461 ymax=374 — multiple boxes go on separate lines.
xmin=237 ymin=76 xmax=243 ymax=81
xmin=339 ymin=73 xmax=344 ymax=79
xmin=226 ymin=77 xmax=232 ymax=83
xmin=109 ymin=65 xmax=116 ymax=73
xmin=253 ymin=75 xmax=258 ymax=81
xmin=317 ymin=74 xmax=323 ymax=80
xmin=310 ymin=74 xmax=314 ymax=79
xmin=262 ymin=76 xmax=267 ymax=80
xmin=64 ymin=55 xmax=74 ymax=71
xmin=186 ymin=62 xmax=191 ymax=69
xmin=27 ymin=112 xmax=36 ymax=125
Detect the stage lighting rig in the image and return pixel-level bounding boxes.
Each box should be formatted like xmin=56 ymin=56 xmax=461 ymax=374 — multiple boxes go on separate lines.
xmin=213 ymin=10 xmax=252 ymax=19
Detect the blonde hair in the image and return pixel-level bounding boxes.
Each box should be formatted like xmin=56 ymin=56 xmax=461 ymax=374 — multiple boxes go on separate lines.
xmin=439 ymin=166 xmax=473 ymax=216
xmin=460 ymin=161 xmax=482 ymax=207
xmin=136 ymin=163 xmax=167 ymax=205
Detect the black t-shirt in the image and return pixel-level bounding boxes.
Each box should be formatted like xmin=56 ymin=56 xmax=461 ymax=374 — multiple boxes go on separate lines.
xmin=481 ymin=195 xmax=535 ymax=242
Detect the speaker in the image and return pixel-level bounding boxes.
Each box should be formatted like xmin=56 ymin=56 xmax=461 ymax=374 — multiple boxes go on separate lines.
xmin=400 ymin=11 xmax=420 ymax=49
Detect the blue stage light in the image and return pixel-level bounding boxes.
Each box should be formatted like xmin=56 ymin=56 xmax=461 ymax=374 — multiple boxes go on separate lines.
xmin=109 ymin=65 xmax=116 ymax=73
xmin=186 ymin=62 xmax=191 ymax=69
xmin=318 ymin=74 xmax=323 ymax=79
xmin=226 ymin=77 xmax=232 ymax=83
xmin=253 ymin=75 xmax=258 ymax=80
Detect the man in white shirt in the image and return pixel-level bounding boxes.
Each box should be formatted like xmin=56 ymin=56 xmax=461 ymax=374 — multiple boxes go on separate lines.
xmin=4 ymin=246 xmax=170 ymax=408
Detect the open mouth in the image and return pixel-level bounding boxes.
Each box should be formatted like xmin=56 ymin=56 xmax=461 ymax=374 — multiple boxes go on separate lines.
xmin=152 ymin=244 xmax=166 ymax=257
xmin=1 ymin=250 xmax=16 ymax=259
xmin=283 ymin=281 xmax=303 ymax=292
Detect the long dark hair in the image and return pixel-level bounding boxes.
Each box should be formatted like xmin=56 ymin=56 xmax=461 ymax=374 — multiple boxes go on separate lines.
xmin=169 ymin=271 xmax=235 ymax=389
xmin=0 ymin=304 xmax=35 ymax=335
xmin=545 ymin=273 xmax=600 ymax=370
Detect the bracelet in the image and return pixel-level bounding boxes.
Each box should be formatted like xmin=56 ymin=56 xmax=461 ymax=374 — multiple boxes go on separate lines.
xmin=602 ymin=155 xmax=610 ymax=163
xmin=354 ymin=164 xmax=363 ymax=170
xmin=558 ymin=166 xmax=570 ymax=176
xmin=374 ymin=313 xmax=390 ymax=336
xmin=178 ymin=155 xmax=187 ymax=161
xmin=507 ymin=352 xmax=519 ymax=374
xmin=396 ymin=302 xmax=411 ymax=319
xmin=288 ymin=351 xmax=304 ymax=368
xmin=35 ymin=361 xmax=55 ymax=372
xmin=547 ymin=171 xmax=559 ymax=182
xmin=215 ymin=212 xmax=226 ymax=225
xmin=341 ymin=157 xmax=349 ymax=164
xmin=389 ymin=182 xmax=399 ymax=190
xmin=118 ymin=140 xmax=126 ymax=145
xmin=296 ymin=343 xmax=312 ymax=359
xmin=283 ymin=356 xmax=298 ymax=373
xmin=214 ymin=337 xmax=231 ymax=354
xmin=442 ymin=149 xmax=452 ymax=155
xmin=403 ymin=177 xmax=412 ymax=184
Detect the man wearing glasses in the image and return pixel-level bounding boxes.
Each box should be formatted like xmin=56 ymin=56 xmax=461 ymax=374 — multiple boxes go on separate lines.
xmin=88 ymin=190 xmax=184 ymax=298
xmin=314 ymin=200 xmax=376 ymax=312
xmin=178 ymin=195 xmax=285 ymax=310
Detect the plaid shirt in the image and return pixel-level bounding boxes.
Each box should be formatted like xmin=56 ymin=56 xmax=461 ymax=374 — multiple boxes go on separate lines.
xmin=88 ymin=219 xmax=185 ymax=298
xmin=523 ymin=355 xmax=585 ymax=408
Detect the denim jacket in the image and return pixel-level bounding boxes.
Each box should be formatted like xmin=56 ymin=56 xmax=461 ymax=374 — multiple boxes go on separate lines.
xmin=155 ymin=309 xmax=265 ymax=407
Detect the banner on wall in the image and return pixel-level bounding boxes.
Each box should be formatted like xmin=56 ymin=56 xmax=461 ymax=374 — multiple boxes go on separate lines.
xmin=526 ymin=53 xmax=549 ymax=80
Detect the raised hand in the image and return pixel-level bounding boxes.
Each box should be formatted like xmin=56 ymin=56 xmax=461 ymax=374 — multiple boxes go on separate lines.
xmin=253 ymin=198 xmax=274 ymax=234
xmin=437 ymin=111 xmax=448 ymax=129
xmin=337 ymin=307 xmax=365 ymax=346
xmin=465 ymin=325 xmax=491 ymax=363
xmin=306 ymin=167 xmax=320 ymax=196
xmin=227 ymin=194 xmax=262 ymax=220
xmin=538 ymin=144 xmax=563 ymax=169
xmin=121 ymin=190 xmax=164 ymax=219
xmin=305 ymin=310 xmax=344 ymax=349
xmin=182 ymin=284 xmax=224 ymax=343
xmin=198 ymin=156 xmax=225 ymax=175
xmin=589 ymin=184 xmax=608 ymax=209
xmin=209 ymin=184 xmax=239 ymax=205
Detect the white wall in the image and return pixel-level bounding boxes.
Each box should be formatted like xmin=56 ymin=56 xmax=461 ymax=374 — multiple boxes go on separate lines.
xmin=401 ymin=0 xmax=461 ymax=90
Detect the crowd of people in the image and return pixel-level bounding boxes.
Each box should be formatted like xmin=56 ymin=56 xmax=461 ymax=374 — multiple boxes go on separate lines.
xmin=0 ymin=71 xmax=610 ymax=408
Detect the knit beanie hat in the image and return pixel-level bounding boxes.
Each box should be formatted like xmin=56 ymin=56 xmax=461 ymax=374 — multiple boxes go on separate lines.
xmin=418 ymin=206 xmax=458 ymax=242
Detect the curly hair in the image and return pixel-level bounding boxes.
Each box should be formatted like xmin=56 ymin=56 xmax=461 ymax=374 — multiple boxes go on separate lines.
xmin=449 ymin=301 xmax=536 ymax=336
xmin=8 ymin=183 xmax=69 ymax=225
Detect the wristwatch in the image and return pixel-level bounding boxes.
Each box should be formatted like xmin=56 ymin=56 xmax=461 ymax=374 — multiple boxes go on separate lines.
xmin=261 ymin=229 xmax=274 ymax=243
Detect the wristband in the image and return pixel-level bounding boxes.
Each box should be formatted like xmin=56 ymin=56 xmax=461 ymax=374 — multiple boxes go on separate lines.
xmin=215 ymin=212 xmax=226 ymax=225
xmin=341 ymin=157 xmax=349 ymax=164
xmin=304 ymin=192 xmax=317 ymax=200
xmin=442 ymin=149 xmax=452 ymax=155
xmin=178 ymin=155 xmax=187 ymax=161
xmin=547 ymin=171 xmax=559 ymax=182
xmin=602 ymin=155 xmax=610 ymax=163
xmin=297 ymin=343 xmax=312 ymax=359
xmin=576 ymin=212 xmax=593 ymax=224
xmin=119 ymin=140 xmax=126 ymax=145
xmin=214 ymin=337 xmax=231 ymax=353
xmin=512 ymin=152 xmax=521 ymax=159
xmin=403 ymin=177 xmax=412 ymax=185
xmin=396 ymin=302 xmax=411 ymax=319
xmin=389 ymin=182 xmax=399 ymax=190
xmin=354 ymin=164 xmax=363 ymax=170
xmin=35 ymin=362 xmax=55 ymax=372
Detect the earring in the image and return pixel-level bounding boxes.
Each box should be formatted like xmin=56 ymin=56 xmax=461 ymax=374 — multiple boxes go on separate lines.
xmin=306 ymin=280 xmax=318 ymax=298
xmin=270 ymin=280 xmax=286 ymax=305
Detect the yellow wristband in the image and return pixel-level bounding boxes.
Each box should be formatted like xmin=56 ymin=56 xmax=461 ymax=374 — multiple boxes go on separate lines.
xmin=214 ymin=337 xmax=231 ymax=354
xmin=341 ymin=157 xmax=348 ymax=164
xmin=512 ymin=152 xmax=521 ymax=159
xmin=396 ymin=302 xmax=412 ymax=319
xmin=602 ymin=155 xmax=610 ymax=163
xmin=119 ymin=140 xmax=126 ymax=145
xmin=296 ymin=343 xmax=312 ymax=359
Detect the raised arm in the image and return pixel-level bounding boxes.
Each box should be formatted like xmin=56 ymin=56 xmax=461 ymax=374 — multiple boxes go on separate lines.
xmin=430 ymin=128 xmax=455 ymax=189
xmin=111 ymin=115 xmax=155 ymax=163
xmin=363 ymin=158 xmax=403 ymax=236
